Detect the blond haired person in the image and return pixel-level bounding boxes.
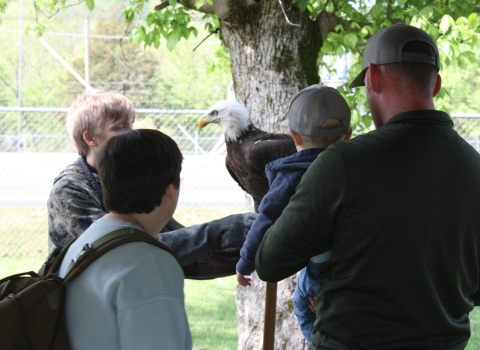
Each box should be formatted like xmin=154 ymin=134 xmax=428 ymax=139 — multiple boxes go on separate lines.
xmin=48 ymin=90 xmax=182 ymax=250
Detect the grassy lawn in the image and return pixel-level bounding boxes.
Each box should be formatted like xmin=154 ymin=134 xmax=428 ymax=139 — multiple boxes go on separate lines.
xmin=2 ymin=205 xmax=480 ymax=349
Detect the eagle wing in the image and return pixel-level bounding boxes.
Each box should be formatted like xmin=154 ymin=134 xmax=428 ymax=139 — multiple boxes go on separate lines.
xmin=225 ymin=131 xmax=296 ymax=212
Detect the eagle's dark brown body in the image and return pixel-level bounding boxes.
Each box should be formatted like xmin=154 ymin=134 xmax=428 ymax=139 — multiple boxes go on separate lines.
xmin=225 ymin=124 xmax=296 ymax=212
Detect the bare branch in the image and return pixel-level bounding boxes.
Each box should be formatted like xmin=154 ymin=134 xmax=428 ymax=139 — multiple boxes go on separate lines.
xmin=34 ymin=0 xmax=86 ymax=20
xmin=193 ymin=28 xmax=219 ymax=52
xmin=278 ymin=0 xmax=300 ymax=27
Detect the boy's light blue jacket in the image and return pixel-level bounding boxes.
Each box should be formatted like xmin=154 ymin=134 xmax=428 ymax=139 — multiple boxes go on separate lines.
xmin=236 ymin=147 xmax=325 ymax=275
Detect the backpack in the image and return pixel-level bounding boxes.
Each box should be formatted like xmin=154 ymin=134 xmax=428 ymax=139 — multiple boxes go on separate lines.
xmin=0 ymin=227 xmax=177 ymax=350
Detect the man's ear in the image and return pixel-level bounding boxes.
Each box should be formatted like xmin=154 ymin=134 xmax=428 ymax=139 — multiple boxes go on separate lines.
xmin=163 ymin=184 xmax=176 ymax=202
xmin=83 ymin=131 xmax=96 ymax=147
xmin=289 ymin=128 xmax=303 ymax=147
xmin=433 ymin=74 xmax=442 ymax=97
xmin=343 ymin=127 xmax=353 ymax=141
xmin=366 ymin=63 xmax=381 ymax=94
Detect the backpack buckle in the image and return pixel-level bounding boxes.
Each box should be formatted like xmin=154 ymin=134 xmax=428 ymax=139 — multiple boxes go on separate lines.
xmin=72 ymin=243 xmax=92 ymax=264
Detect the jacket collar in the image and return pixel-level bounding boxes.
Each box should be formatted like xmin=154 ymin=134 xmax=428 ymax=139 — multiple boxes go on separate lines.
xmin=386 ymin=110 xmax=453 ymax=127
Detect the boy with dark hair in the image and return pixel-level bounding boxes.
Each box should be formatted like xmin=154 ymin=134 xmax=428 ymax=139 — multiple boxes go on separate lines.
xmin=236 ymin=84 xmax=352 ymax=342
xmin=58 ymin=129 xmax=191 ymax=349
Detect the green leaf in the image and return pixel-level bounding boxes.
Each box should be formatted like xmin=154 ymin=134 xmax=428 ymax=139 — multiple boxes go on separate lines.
xmin=181 ymin=26 xmax=190 ymax=39
xmin=124 ymin=7 xmax=135 ymax=23
xmin=297 ymin=0 xmax=308 ymax=12
xmin=146 ymin=12 xmax=156 ymax=26
xmin=370 ymin=3 xmax=384 ymax=20
xmin=166 ymin=31 xmax=181 ymax=51
xmin=336 ymin=45 xmax=345 ymax=56
xmin=132 ymin=26 xmax=147 ymax=45
xmin=169 ymin=0 xmax=177 ymax=8
xmin=153 ymin=37 xmax=160 ymax=49
xmin=468 ymin=13 xmax=478 ymax=29
xmin=85 ymin=0 xmax=94 ymax=11
xmin=419 ymin=6 xmax=433 ymax=19
xmin=145 ymin=31 xmax=156 ymax=46
xmin=343 ymin=33 xmax=358 ymax=49
xmin=439 ymin=15 xmax=454 ymax=34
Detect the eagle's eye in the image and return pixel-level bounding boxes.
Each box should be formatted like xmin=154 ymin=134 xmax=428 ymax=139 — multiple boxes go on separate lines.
xmin=211 ymin=110 xmax=218 ymax=116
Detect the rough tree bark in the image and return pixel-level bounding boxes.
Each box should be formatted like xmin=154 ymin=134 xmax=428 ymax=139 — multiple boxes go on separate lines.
xmin=182 ymin=0 xmax=338 ymax=347
xmin=218 ymin=0 xmax=323 ymax=132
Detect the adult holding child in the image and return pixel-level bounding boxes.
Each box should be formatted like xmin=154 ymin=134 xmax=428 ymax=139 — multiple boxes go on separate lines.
xmin=236 ymin=84 xmax=352 ymax=343
xmin=58 ymin=129 xmax=191 ymax=349
xmin=48 ymin=90 xmax=256 ymax=278
xmin=256 ymin=24 xmax=480 ymax=349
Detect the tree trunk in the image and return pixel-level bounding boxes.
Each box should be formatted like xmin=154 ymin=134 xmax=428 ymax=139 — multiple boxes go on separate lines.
xmin=219 ymin=0 xmax=322 ymax=132
xmin=236 ymin=273 xmax=308 ymax=349
xmin=216 ymin=1 xmax=323 ymax=348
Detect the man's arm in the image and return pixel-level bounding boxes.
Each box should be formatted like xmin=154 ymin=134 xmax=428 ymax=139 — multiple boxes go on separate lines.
xmin=255 ymin=146 xmax=346 ymax=282
xmin=158 ymin=212 xmax=257 ymax=279
xmin=237 ymin=172 xmax=298 ymax=276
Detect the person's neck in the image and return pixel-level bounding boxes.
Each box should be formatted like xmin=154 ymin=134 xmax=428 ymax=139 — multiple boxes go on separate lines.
xmin=85 ymin=153 xmax=97 ymax=169
xmin=379 ymin=95 xmax=436 ymax=125
xmin=104 ymin=212 xmax=155 ymax=237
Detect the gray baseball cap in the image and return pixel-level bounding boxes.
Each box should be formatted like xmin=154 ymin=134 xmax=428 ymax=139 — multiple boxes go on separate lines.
xmin=349 ymin=24 xmax=440 ymax=88
xmin=281 ymin=85 xmax=351 ymax=137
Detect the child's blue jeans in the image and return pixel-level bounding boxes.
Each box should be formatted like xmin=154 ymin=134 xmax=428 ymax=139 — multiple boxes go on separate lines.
xmin=293 ymin=251 xmax=331 ymax=343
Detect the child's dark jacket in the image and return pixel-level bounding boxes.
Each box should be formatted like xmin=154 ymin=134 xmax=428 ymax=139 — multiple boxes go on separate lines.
xmin=236 ymin=147 xmax=325 ymax=275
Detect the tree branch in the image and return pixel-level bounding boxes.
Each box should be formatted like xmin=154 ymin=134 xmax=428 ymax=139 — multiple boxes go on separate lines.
xmin=193 ymin=28 xmax=219 ymax=51
xmin=316 ymin=10 xmax=340 ymax=41
xmin=154 ymin=1 xmax=169 ymax=11
xmin=154 ymin=0 xmax=217 ymax=15
xmin=278 ymin=0 xmax=300 ymax=27
xmin=34 ymin=0 xmax=86 ymax=20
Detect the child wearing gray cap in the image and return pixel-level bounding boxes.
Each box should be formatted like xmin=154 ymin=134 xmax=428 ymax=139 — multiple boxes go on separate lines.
xmin=236 ymin=84 xmax=352 ymax=343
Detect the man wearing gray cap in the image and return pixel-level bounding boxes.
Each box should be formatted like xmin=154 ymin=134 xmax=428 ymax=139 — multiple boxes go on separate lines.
xmin=256 ymin=24 xmax=480 ymax=349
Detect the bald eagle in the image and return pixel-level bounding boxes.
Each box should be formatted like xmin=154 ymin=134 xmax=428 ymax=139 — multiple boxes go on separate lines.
xmin=198 ymin=100 xmax=296 ymax=212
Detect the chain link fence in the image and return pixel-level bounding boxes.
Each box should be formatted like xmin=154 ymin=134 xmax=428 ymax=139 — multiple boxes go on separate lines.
xmin=0 ymin=107 xmax=247 ymax=277
xmin=1 ymin=109 xmax=480 ymax=277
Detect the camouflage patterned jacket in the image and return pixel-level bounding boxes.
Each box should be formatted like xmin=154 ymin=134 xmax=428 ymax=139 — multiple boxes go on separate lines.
xmin=47 ymin=157 xmax=106 ymax=249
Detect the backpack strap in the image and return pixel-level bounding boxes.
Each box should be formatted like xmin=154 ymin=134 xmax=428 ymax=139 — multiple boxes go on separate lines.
xmin=38 ymin=236 xmax=80 ymax=277
xmin=62 ymin=228 xmax=179 ymax=284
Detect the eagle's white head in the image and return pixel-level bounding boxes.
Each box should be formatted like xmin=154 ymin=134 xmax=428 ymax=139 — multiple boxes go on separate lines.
xmin=198 ymin=100 xmax=251 ymax=142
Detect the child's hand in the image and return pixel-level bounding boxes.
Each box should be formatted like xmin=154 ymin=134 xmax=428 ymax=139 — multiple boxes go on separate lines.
xmin=308 ymin=296 xmax=317 ymax=314
xmin=236 ymin=270 xmax=251 ymax=286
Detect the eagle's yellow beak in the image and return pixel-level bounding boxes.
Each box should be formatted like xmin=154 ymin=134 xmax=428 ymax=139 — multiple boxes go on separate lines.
xmin=198 ymin=114 xmax=211 ymax=130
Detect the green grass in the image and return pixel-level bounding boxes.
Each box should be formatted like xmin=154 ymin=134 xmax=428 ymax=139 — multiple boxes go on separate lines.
xmin=2 ymin=205 xmax=480 ymax=349
xmin=185 ymin=277 xmax=238 ymax=350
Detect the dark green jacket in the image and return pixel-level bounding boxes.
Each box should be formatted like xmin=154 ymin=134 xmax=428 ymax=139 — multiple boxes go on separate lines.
xmin=256 ymin=110 xmax=480 ymax=350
